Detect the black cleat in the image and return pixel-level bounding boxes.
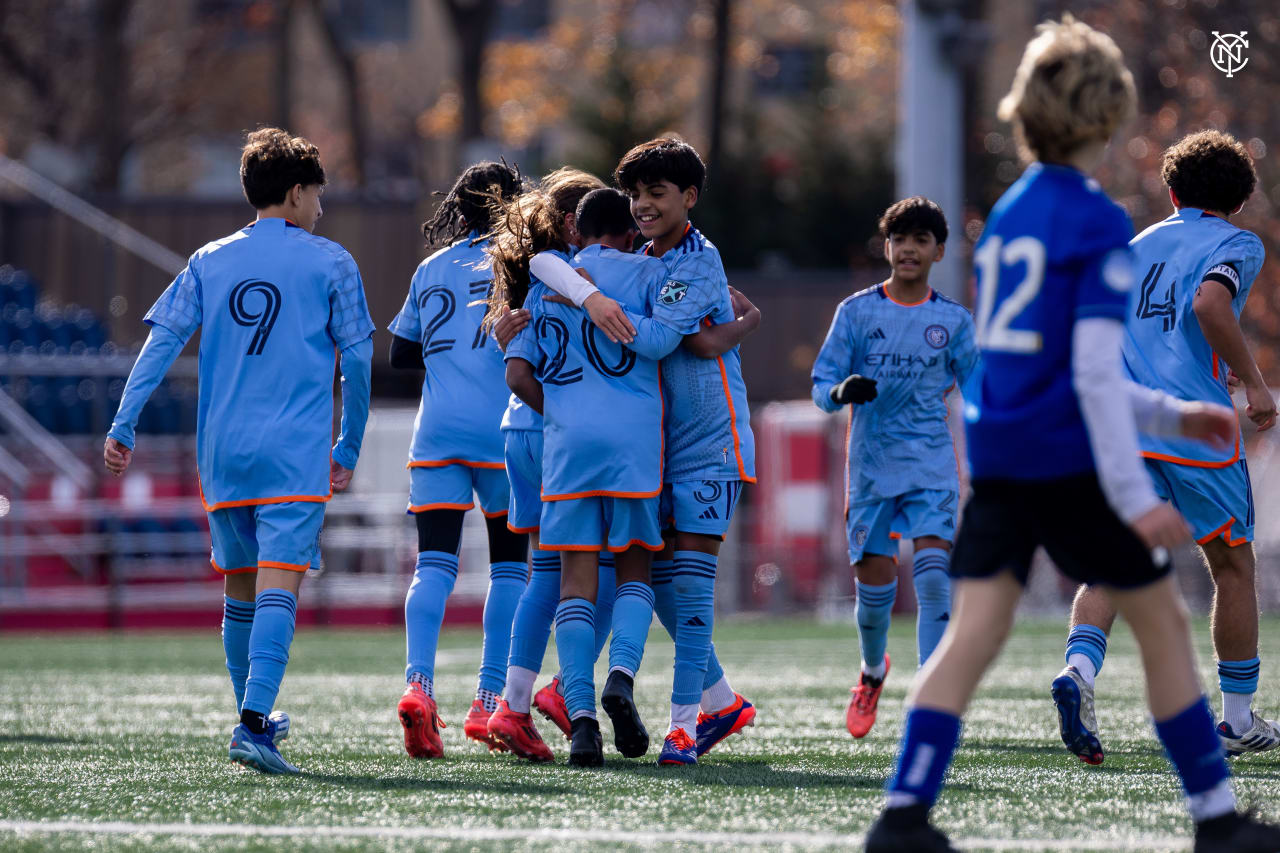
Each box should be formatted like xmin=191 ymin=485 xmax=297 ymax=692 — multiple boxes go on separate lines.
xmin=1194 ymin=810 xmax=1280 ymax=853
xmin=864 ymin=805 xmax=957 ymax=853
xmin=601 ymin=670 xmax=649 ymax=758
xmin=567 ymin=716 xmax=604 ymax=768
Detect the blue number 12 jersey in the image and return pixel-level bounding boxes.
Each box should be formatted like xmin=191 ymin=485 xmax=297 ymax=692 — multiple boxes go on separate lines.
xmin=964 ymin=162 xmax=1137 ymax=481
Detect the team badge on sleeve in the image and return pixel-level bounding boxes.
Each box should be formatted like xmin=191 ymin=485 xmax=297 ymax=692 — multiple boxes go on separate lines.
xmin=924 ymin=324 xmax=949 ymax=349
xmin=658 ymin=280 xmax=689 ymax=305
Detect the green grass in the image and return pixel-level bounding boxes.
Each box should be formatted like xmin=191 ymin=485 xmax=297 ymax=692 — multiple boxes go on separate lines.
xmin=2 ymin=617 xmax=1280 ymax=851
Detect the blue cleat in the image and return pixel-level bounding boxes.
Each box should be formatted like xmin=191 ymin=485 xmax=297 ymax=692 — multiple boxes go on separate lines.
xmin=229 ymin=723 xmax=300 ymax=774
xmin=1051 ymin=666 xmax=1103 ymax=765
xmin=657 ymin=728 xmax=697 ymax=766
xmin=696 ymin=694 xmax=756 ymax=756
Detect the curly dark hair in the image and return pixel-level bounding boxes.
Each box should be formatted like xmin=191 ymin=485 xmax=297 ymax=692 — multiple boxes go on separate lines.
xmin=239 ymin=127 xmax=325 ymax=209
xmin=1161 ymin=130 xmax=1257 ymax=215
xmin=614 ymin=136 xmax=706 ymax=197
xmin=879 ymin=196 xmax=948 ymax=244
xmin=422 ymin=161 xmax=525 ymax=247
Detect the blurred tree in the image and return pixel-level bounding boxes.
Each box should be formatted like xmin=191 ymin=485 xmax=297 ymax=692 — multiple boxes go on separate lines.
xmin=441 ymin=0 xmax=497 ymax=147
xmin=307 ymin=0 xmax=367 ymax=187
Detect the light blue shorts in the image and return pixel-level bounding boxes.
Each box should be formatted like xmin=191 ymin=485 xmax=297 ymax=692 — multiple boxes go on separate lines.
xmin=208 ymin=500 xmax=325 ymax=574
xmin=504 ymin=430 xmax=544 ymax=533
xmin=846 ymin=488 xmax=957 ymax=563
xmin=408 ymin=463 xmax=509 ymax=517
xmin=659 ymin=480 xmax=745 ymax=539
xmin=540 ymin=496 xmax=663 ymax=553
xmin=1145 ymin=457 xmax=1254 ymax=546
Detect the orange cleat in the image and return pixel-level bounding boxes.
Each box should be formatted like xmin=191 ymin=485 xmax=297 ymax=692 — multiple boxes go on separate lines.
xmin=487 ymin=699 xmax=554 ymax=762
xmin=397 ymin=683 xmax=445 ymax=758
xmin=533 ymin=677 xmax=571 ymax=739
xmin=464 ymin=699 xmax=508 ymax=751
xmin=696 ymin=693 xmax=757 ymax=756
xmin=846 ymin=654 xmax=890 ymax=739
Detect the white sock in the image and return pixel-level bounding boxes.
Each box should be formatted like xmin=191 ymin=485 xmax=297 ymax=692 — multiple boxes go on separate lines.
xmin=1187 ymin=778 xmax=1236 ymax=823
xmin=609 ymin=665 xmax=635 ymax=678
xmin=504 ymin=666 xmax=536 ymax=714
xmin=701 ymin=676 xmax=737 ymax=713
xmin=408 ymin=671 xmax=433 ymax=699
xmin=862 ymin=660 xmax=887 ymax=681
xmin=554 ymin=671 xmax=565 ymax=695
xmin=1067 ymin=654 xmax=1097 ymax=687
xmin=475 ymin=687 xmax=500 ymax=713
xmin=885 ymin=791 xmax=921 ymax=810
xmin=670 ymin=702 xmax=698 ymax=739
xmin=1222 ymin=691 xmax=1254 ymax=734
xmin=569 ymin=708 xmax=596 ymax=721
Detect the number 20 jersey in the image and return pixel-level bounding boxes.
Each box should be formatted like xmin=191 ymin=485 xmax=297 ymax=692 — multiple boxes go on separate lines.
xmin=388 ymin=233 xmax=509 ymax=468
xmin=964 ymin=163 xmax=1135 ymax=481
xmin=1123 ymin=209 xmax=1264 ymax=465
xmin=143 ymin=217 xmax=376 ymax=509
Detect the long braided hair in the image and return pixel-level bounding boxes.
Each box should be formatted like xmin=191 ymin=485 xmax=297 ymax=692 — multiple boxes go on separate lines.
xmin=421 ymin=161 xmax=524 ymax=248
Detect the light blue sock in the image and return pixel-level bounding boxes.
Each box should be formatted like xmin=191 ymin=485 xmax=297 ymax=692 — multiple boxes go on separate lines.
xmin=507 ymin=553 xmax=560 ymax=673
xmin=886 ymin=707 xmax=962 ymax=808
xmin=555 ymin=597 xmax=597 ymax=719
xmin=856 ymin=579 xmax=897 ymax=672
xmin=1066 ymin=623 xmax=1109 ymax=676
xmin=912 ymin=548 xmax=951 ymax=666
xmin=404 ymin=551 xmax=459 ymax=684
xmin=477 ymin=561 xmax=527 ymax=694
xmin=610 ymin=581 xmax=655 ymax=677
xmin=241 ymin=588 xmax=297 ymax=717
xmin=222 ymin=596 xmax=254 ymax=713
xmin=672 ymin=551 xmax=716 ymax=705
xmin=595 ymin=554 xmax=617 ymax=659
xmin=654 ymin=557 xmax=725 ymax=690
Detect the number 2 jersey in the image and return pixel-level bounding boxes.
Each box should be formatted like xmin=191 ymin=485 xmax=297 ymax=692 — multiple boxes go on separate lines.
xmin=964 ymin=162 xmax=1136 ymax=481
xmin=143 ymin=217 xmax=376 ymax=508
xmin=1123 ymin=208 xmax=1265 ymax=465
xmin=811 ymin=283 xmax=978 ymax=503
xmin=388 ymin=233 xmax=509 ymax=468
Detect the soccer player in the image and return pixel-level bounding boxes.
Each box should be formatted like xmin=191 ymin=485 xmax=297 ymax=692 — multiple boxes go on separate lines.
xmin=1052 ymin=130 xmax=1275 ymax=765
xmin=103 ymin=127 xmax=374 ymax=775
xmin=811 ymin=196 xmax=978 ymax=740
xmin=863 ymin=18 xmax=1280 ymax=852
xmin=388 ymin=162 xmax=532 ymax=758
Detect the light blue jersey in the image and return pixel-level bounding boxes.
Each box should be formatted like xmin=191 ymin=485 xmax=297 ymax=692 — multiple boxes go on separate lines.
xmin=141 ymin=217 xmax=375 ymax=509
xmin=501 ymin=251 xmax=579 ymax=435
xmin=964 ymin=163 xmax=1134 ymax=481
xmin=812 ymin=283 xmax=978 ymax=503
xmin=1124 ymin=209 xmax=1265 ymax=465
xmin=389 ymin=233 xmax=507 ymax=469
xmin=517 ymin=245 xmax=681 ymax=500
xmin=644 ymin=225 xmax=756 ymax=483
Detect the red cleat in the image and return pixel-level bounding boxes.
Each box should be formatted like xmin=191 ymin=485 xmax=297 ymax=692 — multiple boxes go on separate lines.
xmin=846 ymin=654 xmax=890 ymax=739
xmin=397 ymin=683 xmax=445 ymax=758
xmin=464 ymin=699 xmax=508 ymax=751
xmin=487 ymin=699 xmax=554 ymax=762
xmin=533 ymin=677 xmax=571 ymax=739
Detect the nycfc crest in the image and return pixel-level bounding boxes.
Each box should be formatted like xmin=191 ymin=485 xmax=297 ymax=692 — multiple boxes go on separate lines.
xmin=924 ymin=324 xmax=949 ymax=349
xmin=1210 ymin=31 xmax=1248 ymax=78
xmin=852 ymin=525 xmax=869 ymax=548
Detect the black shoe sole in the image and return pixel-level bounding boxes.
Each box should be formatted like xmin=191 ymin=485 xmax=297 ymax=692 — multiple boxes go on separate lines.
xmin=567 ymin=741 xmax=604 ymax=767
xmin=601 ymin=687 xmax=649 ymax=758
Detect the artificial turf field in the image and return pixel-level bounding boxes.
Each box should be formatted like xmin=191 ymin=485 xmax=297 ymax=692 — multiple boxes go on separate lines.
xmin=3 ymin=618 xmax=1280 ymax=852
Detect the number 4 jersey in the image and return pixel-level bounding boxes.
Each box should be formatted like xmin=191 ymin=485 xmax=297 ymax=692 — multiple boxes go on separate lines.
xmin=388 ymin=233 xmax=509 ymax=469
xmin=964 ymin=162 xmax=1136 ymax=481
xmin=1124 ymin=208 xmax=1265 ymax=465
xmin=143 ymin=217 xmax=376 ymax=508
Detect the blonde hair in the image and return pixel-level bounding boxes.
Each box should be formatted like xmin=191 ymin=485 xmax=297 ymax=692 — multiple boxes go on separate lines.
xmin=998 ymin=15 xmax=1136 ymax=164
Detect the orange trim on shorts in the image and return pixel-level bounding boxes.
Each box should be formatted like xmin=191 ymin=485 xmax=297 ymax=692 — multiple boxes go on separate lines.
xmin=408 ymin=501 xmax=475 ymax=513
xmin=507 ymin=522 xmax=539 ymax=534
xmin=259 ymin=560 xmax=310 ymax=573
xmin=198 ymin=475 xmax=331 ymax=512
xmin=537 ymin=542 xmax=604 ymax=552
xmin=541 ymin=487 xmax=662 ymax=501
xmin=407 ymin=459 xmax=506 ymax=470
xmin=1196 ymin=517 xmax=1248 ymax=548
xmin=882 ymin=282 xmax=933 ymax=308
xmin=481 ymin=508 xmax=510 ymax=519
xmin=707 ymin=318 xmax=757 ymax=484
xmin=607 ymin=538 xmax=666 ymax=553
xmin=1140 ymin=431 xmax=1241 ymax=469
xmin=211 ymin=558 xmax=256 ymax=575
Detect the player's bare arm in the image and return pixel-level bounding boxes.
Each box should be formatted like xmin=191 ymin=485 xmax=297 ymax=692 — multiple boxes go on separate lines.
xmin=505 ymin=357 xmax=544 ymax=415
xmin=493 ymin=307 xmax=530 ymax=352
xmin=1193 ymin=280 xmax=1276 ymax=430
xmin=681 ymin=290 xmax=762 ymax=358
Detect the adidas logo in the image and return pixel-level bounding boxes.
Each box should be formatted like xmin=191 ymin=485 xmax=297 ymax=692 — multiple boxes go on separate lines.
xmin=698 ymin=506 xmax=720 ymax=520
xmin=868 ymin=327 xmax=887 ymax=340
xmin=685 ymin=616 xmax=707 ymax=627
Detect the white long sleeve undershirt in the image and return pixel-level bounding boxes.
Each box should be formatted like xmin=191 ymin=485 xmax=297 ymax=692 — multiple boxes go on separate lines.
xmin=529 ymin=252 xmax=599 ymax=307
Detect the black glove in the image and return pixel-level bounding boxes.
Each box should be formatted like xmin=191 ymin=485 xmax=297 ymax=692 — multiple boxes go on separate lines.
xmin=830 ymin=374 xmax=877 ymax=405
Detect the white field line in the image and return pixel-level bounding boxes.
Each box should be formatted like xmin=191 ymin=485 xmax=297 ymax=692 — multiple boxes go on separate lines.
xmin=0 ymin=819 xmax=1190 ymax=850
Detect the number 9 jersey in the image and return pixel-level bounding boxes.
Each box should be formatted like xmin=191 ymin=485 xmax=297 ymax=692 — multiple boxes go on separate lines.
xmin=964 ymin=162 xmax=1136 ymax=481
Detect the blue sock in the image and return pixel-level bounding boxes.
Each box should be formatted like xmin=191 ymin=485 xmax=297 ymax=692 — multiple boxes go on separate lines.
xmin=476 ymin=561 xmax=527 ymax=694
xmin=508 ymin=552 xmax=560 ymax=673
xmin=222 ymin=596 xmax=254 ymax=713
xmin=1218 ymin=657 xmax=1260 ymax=695
xmin=886 ymin=707 xmax=962 ymax=808
xmin=595 ymin=554 xmax=617 ymax=660
xmin=912 ymin=549 xmax=951 ymax=666
xmin=554 ymin=597 xmax=597 ymax=718
xmin=1153 ymin=697 xmax=1231 ymax=804
xmin=856 ymin=579 xmax=897 ymax=672
xmin=1066 ymin=623 xmax=1109 ymax=676
xmin=404 ymin=551 xmax=459 ymax=684
xmin=654 ymin=557 xmax=724 ymax=690
xmin=610 ymin=582 xmax=655 ymax=677
xmin=241 ymin=588 xmax=298 ymax=717
xmin=672 ymin=551 xmax=716 ymax=705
